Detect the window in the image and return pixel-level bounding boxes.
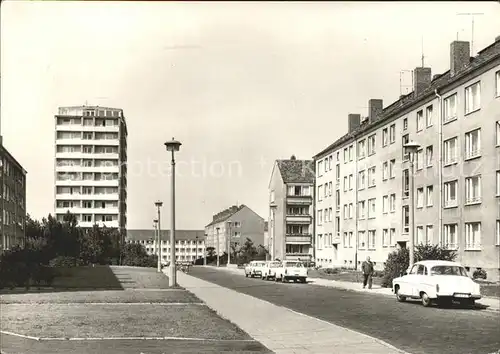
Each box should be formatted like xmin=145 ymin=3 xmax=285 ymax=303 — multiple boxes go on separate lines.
xmin=382 ymin=229 xmax=389 ymax=247
xmin=426 ymin=146 xmax=433 ymax=167
xmin=336 ymin=217 xmax=340 ymax=238
xmin=390 ymin=228 xmax=396 ymax=246
xmin=368 ymin=198 xmax=376 ymax=218
xmin=329 ymin=156 xmax=333 ymax=170
xmin=390 ymin=124 xmax=396 ymax=143
xmin=417 ymin=187 xmax=424 ymax=208
xmin=348 ymin=232 xmax=353 ymax=248
xmin=426 ymin=225 xmax=433 ymax=245
xmin=368 ymin=166 xmax=376 ymax=187
xmin=465 ymin=82 xmax=481 ymax=113
xmin=329 ymin=208 xmax=333 ymax=222
xmin=325 ymin=158 xmax=328 ymax=173
xmin=83 ymin=214 xmax=92 ymax=222
xmin=336 ymin=190 xmax=340 ymax=210
xmin=403 ymin=117 xmax=408 ymax=131
xmin=442 ymin=224 xmax=457 ymax=249
xmin=444 ymin=93 xmax=457 ymax=122
xmin=343 ymin=177 xmax=348 ymax=192
xmin=358 ymin=231 xmax=366 ymax=249
xmin=444 ymin=137 xmax=458 ymax=165
xmin=382 ymin=195 xmax=388 ymax=213
xmin=382 ymin=128 xmax=388 ymax=147
xmin=318 ymin=185 xmax=322 ymax=201
xmin=416 ymin=110 xmax=424 ymax=132
xmin=465 ymin=222 xmax=481 ymax=250
xmin=324 ymin=184 xmax=328 ymax=198
xmin=497 ymin=171 xmax=500 ymax=196
xmin=324 ymin=209 xmax=328 ymax=222
xmin=358 ymin=139 xmax=366 ymax=158
xmin=349 ymin=145 xmax=353 ymax=161
xmin=317 ymin=161 xmax=323 ymax=176
xmin=368 ymin=134 xmax=376 ymax=155
xmin=358 ymin=200 xmax=366 ymax=219
xmin=336 ymin=164 xmax=340 ymax=184
xmin=347 ymin=174 xmax=352 ymax=190
xmin=416 ymin=226 xmax=424 ymax=244
xmin=416 ymin=149 xmax=424 ymax=170
xmin=318 ymin=210 xmax=322 ymax=225
xmin=344 ymin=148 xmax=348 ymax=163
xmin=82 ymin=187 xmax=92 ymax=195
xmin=465 ymin=175 xmax=481 ymax=204
xmin=348 ymin=203 xmax=353 ymax=219
xmin=343 ymin=205 xmax=348 ymax=220
xmin=426 ymin=105 xmax=433 ymax=127
xmin=83 ymin=132 xmax=93 ymax=140
xmin=382 ymin=162 xmax=388 ymax=180
xmin=403 ymin=169 xmax=409 ymax=198
xmin=403 ymin=206 xmax=409 ymax=233
xmin=390 ymin=194 xmax=396 ymax=212
xmin=496 ymin=220 xmax=500 ymax=246
xmin=389 ymin=159 xmax=396 ymax=178
xmin=444 ymin=180 xmax=458 ymax=207
xmin=329 ymin=182 xmax=332 ymax=196
xmin=402 ymin=134 xmax=409 ymax=160
xmin=465 ymin=128 xmax=481 ymax=159
xmin=83 ymin=146 xmax=92 ymax=154
xmin=496 ymin=71 xmax=500 ymax=97
xmin=368 ymin=230 xmax=376 ymax=250
xmin=83 ymin=201 xmax=92 ymax=208
xmin=497 ymin=122 xmax=500 ymax=146
xmin=426 ymin=185 xmax=433 ymax=207
xmin=358 ymin=170 xmax=366 ymax=190
xmin=343 ymin=232 xmax=348 ymax=248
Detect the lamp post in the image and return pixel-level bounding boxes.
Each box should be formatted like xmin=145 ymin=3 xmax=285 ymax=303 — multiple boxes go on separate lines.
xmin=269 ymin=202 xmax=277 ymax=260
xmin=155 ymin=201 xmax=163 ymax=272
xmin=404 ymin=141 xmax=420 ymax=269
xmin=164 ymin=137 xmax=182 ymax=288
xmin=204 ymin=233 xmax=207 ymax=265
xmin=153 ymin=218 xmax=158 ymax=261
xmin=195 ymin=235 xmax=198 ymax=265
xmin=226 ymin=221 xmax=232 ymax=266
xmin=216 ymin=227 xmax=220 ymax=267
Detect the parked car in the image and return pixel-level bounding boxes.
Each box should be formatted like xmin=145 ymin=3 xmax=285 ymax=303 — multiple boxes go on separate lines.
xmin=262 ymin=261 xmax=281 ymax=280
xmin=392 ymin=260 xmax=481 ymax=307
xmin=273 ymin=261 xmax=307 ymax=283
xmin=244 ymin=260 xmax=267 ymax=278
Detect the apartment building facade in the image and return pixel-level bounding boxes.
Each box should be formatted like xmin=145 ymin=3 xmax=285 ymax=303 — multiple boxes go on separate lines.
xmin=0 ymin=140 xmax=27 ymax=250
xmin=205 ymin=204 xmax=265 ymax=255
xmin=268 ymin=156 xmax=315 ymax=261
xmin=314 ymin=37 xmax=500 ymax=279
xmin=54 ymin=106 xmax=128 ymax=233
xmin=126 ymin=229 xmax=205 ymax=263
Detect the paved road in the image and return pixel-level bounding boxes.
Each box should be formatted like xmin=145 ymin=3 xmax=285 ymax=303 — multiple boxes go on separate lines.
xmin=189 ymin=267 xmax=500 ymax=354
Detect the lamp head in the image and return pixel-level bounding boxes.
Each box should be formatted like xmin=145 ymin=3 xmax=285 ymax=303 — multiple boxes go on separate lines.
xmin=269 ymin=202 xmax=278 ymax=210
xmin=404 ymin=141 xmax=420 ymax=154
xmin=165 ymin=137 xmax=182 ymax=152
xmin=155 ymin=200 xmax=163 ymax=207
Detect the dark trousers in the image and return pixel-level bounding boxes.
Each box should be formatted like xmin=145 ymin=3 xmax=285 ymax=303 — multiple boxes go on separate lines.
xmin=363 ymin=273 xmax=372 ymax=289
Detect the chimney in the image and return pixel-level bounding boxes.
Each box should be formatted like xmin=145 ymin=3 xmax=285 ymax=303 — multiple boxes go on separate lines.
xmin=290 ymin=155 xmax=297 ymax=160
xmin=368 ymin=99 xmax=383 ymax=122
xmin=348 ymin=113 xmax=361 ymax=133
xmin=413 ymin=67 xmax=432 ymax=96
xmin=450 ymin=41 xmax=470 ymax=76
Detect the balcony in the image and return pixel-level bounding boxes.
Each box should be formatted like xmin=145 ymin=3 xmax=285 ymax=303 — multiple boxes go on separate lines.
xmin=286 ymin=214 xmax=312 ymax=224
xmin=55 ymin=179 xmax=119 ymax=187
xmin=286 ymin=195 xmax=313 ymax=205
xmin=285 ymin=253 xmax=312 ymax=261
xmin=285 ymin=234 xmax=312 ymax=244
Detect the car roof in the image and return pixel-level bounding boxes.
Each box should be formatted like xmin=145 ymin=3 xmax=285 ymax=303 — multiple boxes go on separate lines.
xmin=415 ymin=260 xmax=463 ymax=267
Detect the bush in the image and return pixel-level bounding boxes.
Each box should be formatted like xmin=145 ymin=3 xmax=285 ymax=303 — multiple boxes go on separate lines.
xmin=323 ymin=268 xmax=340 ymax=275
xmin=472 ymin=269 xmax=487 ymax=280
xmin=49 ymin=256 xmax=78 ymax=268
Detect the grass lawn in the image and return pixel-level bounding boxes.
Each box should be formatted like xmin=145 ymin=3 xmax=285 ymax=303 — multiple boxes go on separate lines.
xmin=50 ymin=266 xmax=124 ymax=290
xmin=479 ymin=284 xmax=500 ymax=298
xmin=308 ymin=268 xmax=384 ymax=286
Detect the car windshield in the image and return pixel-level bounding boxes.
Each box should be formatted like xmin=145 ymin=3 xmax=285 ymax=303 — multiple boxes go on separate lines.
xmin=430 ymin=265 xmax=468 ymax=277
xmin=269 ymin=262 xmax=280 ymax=267
xmin=285 ymin=262 xmax=303 ymax=268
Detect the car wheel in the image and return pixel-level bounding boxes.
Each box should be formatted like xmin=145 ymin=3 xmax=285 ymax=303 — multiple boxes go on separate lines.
xmin=395 ymin=287 xmax=406 ymax=302
xmin=245 ymin=273 xmax=248 ymax=278
xmin=300 ymin=277 xmax=306 ymax=284
xmin=421 ymin=292 xmax=432 ymax=307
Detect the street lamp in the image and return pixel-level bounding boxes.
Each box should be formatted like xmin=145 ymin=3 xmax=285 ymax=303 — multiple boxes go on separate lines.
xmin=269 ymin=202 xmax=277 ymax=260
xmin=195 ymin=235 xmax=198 ymax=265
xmin=154 ymin=201 xmax=163 ymax=272
xmin=226 ymin=221 xmax=232 ymax=266
xmin=164 ymin=137 xmax=182 ymax=288
xmin=404 ymin=141 xmax=420 ymax=269
xmin=216 ymin=227 xmax=220 ymax=267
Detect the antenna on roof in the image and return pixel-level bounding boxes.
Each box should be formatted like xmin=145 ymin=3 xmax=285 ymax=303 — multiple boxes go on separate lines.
xmin=421 ymin=36 xmax=425 ymax=67
xmin=457 ymin=12 xmax=484 ymax=56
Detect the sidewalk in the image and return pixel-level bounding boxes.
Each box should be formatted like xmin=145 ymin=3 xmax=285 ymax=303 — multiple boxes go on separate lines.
xmin=175 ymin=270 xmax=408 ymax=354
xmin=211 ymin=266 xmax=500 ymax=312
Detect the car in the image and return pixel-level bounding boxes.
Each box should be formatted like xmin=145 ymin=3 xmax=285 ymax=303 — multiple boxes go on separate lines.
xmin=244 ymin=260 xmax=267 ymax=278
xmin=392 ymin=260 xmax=481 ymax=307
xmin=261 ymin=261 xmax=281 ymax=280
xmin=273 ymin=261 xmax=307 ymax=283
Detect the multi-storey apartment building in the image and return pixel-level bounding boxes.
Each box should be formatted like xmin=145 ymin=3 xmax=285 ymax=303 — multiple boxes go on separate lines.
xmin=126 ymin=229 xmax=205 ymax=263
xmin=205 ymin=204 xmax=265 ymax=255
xmin=314 ymin=37 xmax=500 ymax=279
xmin=54 ymin=106 xmax=128 ymax=234
xmin=0 ymin=139 xmax=27 ymax=250
xmin=268 ymin=156 xmax=315 ymax=261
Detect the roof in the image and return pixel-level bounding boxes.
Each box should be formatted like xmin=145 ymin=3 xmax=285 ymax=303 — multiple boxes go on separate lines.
xmin=205 ymin=204 xmax=246 ymax=227
xmin=313 ymin=38 xmax=500 ymax=159
xmin=276 ymin=159 xmax=315 ymax=184
xmin=126 ymin=229 xmax=205 ymax=242
xmin=0 ymin=142 xmax=27 ymax=175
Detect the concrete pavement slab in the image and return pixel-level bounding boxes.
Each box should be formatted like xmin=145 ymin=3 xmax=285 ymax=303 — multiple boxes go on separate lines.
xmin=175 ymin=269 xmax=409 ymax=354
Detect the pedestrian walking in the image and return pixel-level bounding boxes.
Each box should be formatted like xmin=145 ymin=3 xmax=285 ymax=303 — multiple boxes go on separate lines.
xmin=361 ymin=256 xmax=374 ymax=289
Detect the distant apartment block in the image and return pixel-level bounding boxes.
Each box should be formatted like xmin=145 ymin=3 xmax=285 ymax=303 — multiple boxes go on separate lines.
xmin=126 ymin=229 xmax=205 ymax=263
xmin=205 ymin=204 xmax=265 ymax=255
xmin=268 ymin=156 xmax=315 ymax=261
xmin=0 ymin=139 xmax=27 ymax=250
xmin=314 ymin=37 xmax=500 ymax=279
xmin=54 ymin=106 xmax=128 ymax=234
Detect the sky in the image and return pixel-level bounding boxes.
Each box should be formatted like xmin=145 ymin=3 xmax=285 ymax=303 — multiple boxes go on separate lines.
xmin=1 ymin=1 xmax=499 ymax=230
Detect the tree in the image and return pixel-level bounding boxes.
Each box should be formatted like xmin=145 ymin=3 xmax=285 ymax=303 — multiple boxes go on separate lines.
xmin=238 ymin=238 xmax=258 ymax=264
xmin=255 ymin=245 xmax=269 ymax=261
